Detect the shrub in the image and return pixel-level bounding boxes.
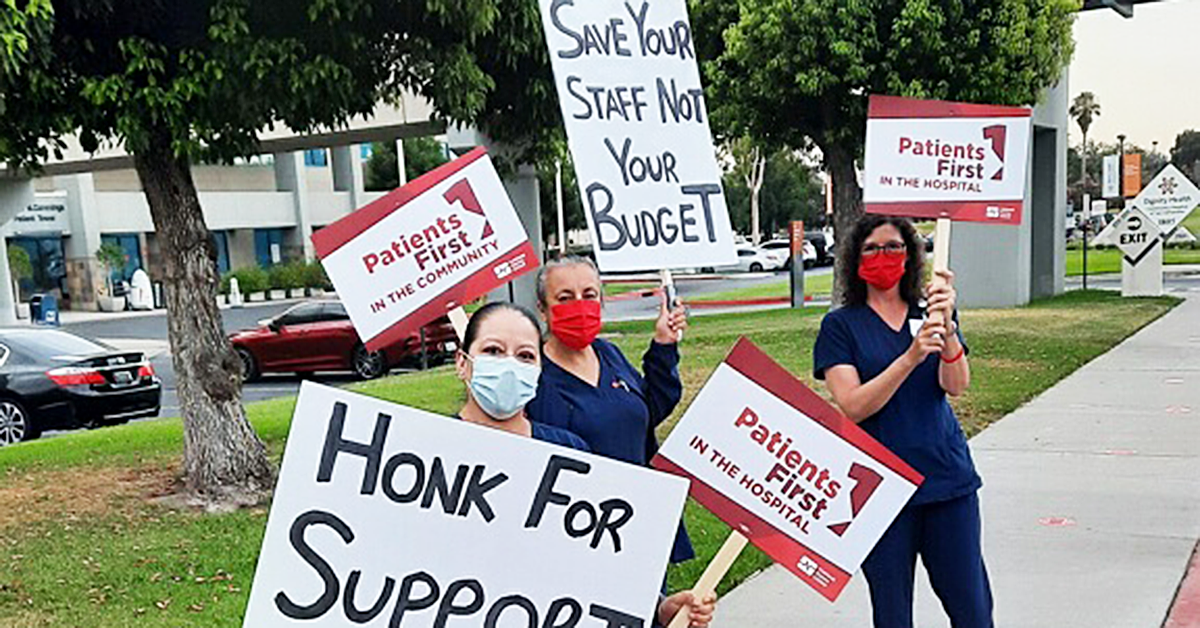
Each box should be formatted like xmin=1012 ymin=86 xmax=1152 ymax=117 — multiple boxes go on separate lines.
xmin=268 ymin=261 xmax=305 ymax=291
xmin=303 ymin=260 xmax=330 ymax=290
xmin=229 ymin=266 xmax=269 ymax=294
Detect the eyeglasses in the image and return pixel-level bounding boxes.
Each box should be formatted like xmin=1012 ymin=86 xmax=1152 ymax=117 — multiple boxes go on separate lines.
xmin=861 ymin=242 xmax=907 ymax=256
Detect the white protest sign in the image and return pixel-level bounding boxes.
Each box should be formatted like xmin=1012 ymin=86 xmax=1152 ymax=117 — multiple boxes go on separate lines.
xmin=1096 ymin=206 xmax=1161 ymax=266
xmin=1103 ymin=154 xmax=1120 ymax=199
xmin=1128 ymin=164 xmax=1200 ymax=239
xmin=313 ymin=149 xmax=538 ymax=351
xmin=244 ymin=382 xmax=689 ymax=627
xmin=863 ymin=95 xmax=1031 ymax=225
xmin=538 ymin=0 xmax=736 ymax=272
xmin=653 ymin=339 xmax=921 ymax=601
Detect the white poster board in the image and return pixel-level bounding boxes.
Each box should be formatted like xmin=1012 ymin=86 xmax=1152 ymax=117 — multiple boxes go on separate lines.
xmin=314 ymin=149 xmax=538 ymax=351
xmin=654 ymin=339 xmax=921 ymax=601
xmin=244 ymin=382 xmax=689 ymax=627
xmin=1103 ymin=154 xmax=1120 ymax=199
xmin=537 ymin=0 xmax=736 ymax=272
xmin=863 ymin=95 xmax=1031 ymax=225
xmin=1128 ymin=164 xmax=1200 ymax=239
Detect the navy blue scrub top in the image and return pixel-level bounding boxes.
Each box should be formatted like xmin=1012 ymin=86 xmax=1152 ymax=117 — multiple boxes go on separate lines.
xmin=813 ymin=304 xmax=981 ymax=505
xmin=453 ymin=415 xmax=590 ymax=451
xmin=527 ymin=338 xmax=694 ymax=562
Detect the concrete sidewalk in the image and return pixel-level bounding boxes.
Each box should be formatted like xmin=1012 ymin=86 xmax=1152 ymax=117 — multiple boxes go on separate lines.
xmin=713 ymin=296 xmax=1200 ymax=627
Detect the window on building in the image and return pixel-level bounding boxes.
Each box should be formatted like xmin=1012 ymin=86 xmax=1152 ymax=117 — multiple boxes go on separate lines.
xmin=303 ymin=149 xmax=328 ymax=167
xmin=100 ymin=234 xmax=143 ymax=284
xmin=212 ymin=231 xmax=230 ymax=275
xmin=8 ymin=236 xmax=66 ymax=301
xmin=254 ymin=228 xmax=286 ymax=268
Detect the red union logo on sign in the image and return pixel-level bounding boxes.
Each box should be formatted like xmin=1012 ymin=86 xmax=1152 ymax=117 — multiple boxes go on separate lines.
xmin=313 ymin=149 xmax=539 ymax=351
xmin=863 ymin=95 xmax=1031 ymax=226
xmin=653 ymin=338 xmax=922 ymax=601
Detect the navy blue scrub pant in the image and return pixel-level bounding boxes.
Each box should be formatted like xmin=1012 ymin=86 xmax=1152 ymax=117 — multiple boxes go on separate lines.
xmin=861 ymin=492 xmax=993 ymax=628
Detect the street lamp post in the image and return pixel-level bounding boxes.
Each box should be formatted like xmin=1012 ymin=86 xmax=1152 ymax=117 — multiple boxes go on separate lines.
xmin=1118 ymin=134 xmax=1127 ymax=209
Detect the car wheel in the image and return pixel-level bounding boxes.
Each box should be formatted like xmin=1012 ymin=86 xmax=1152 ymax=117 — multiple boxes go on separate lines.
xmin=352 ymin=344 xmax=388 ymax=380
xmin=749 ymin=262 xmax=763 ymax=272
xmin=236 ymin=347 xmax=261 ymax=382
xmin=0 ymin=399 xmax=37 ymax=446
xmin=700 ymin=266 xmax=714 ymax=274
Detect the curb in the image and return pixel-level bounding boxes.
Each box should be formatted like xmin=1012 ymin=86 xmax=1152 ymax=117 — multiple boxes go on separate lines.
xmin=689 ymin=296 xmax=812 ymax=308
xmin=1164 ymin=540 xmax=1200 ymax=628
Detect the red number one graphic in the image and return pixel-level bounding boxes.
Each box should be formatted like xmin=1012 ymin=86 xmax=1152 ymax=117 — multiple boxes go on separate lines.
xmin=443 ymin=178 xmax=493 ymax=239
xmin=827 ymin=462 xmax=884 ymax=537
xmin=983 ymin=124 xmax=1007 ymax=181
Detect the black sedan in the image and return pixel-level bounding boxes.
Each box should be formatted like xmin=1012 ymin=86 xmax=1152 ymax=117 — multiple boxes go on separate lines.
xmin=0 ymin=328 xmax=162 ymax=447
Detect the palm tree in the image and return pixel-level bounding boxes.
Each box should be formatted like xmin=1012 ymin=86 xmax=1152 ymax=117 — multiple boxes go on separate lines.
xmin=1070 ymin=92 xmax=1101 ymax=187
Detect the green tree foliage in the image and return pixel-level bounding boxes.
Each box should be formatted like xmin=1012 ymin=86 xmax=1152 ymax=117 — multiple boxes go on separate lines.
xmin=694 ymin=0 xmax=1077 ymax=296
xmin=364 ymin=137 xmax=451 ymax=192
xmin=724 ymin=149 xmax=824 ymax=240
xmin=1069 ymin=92 xmax=1100 ymax=185
xmin=0 ymin=0 xmax=542 ymax=501
xmin=1171 ymin=130 xmax=1200 ymax=180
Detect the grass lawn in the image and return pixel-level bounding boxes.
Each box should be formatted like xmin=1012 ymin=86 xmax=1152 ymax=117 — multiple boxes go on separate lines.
xmin=689 ymin=273 xmax=832 ymax=302
xmin=1065 ymin=246 xmax=1200 ymax=276
xmin=604 ymin=281 xmax=661 ymax=297
xmin=0 ymin=291 xmax=1180 ymax=626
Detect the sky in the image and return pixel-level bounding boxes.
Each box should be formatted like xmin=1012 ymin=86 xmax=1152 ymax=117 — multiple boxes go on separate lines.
xmin=1068 ymin=1 xmax=1200 ymax=154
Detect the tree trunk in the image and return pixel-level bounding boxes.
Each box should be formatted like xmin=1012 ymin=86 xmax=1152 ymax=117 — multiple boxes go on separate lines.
xmin=746 ymin=148 xmax=766 ymax=246
xmin=133 ymin=126 xmax=274 ymax=505
xmin=826 ymin=143 xmax=863 ymax=306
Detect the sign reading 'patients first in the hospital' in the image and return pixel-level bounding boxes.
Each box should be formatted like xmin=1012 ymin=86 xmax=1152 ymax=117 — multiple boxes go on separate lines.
xmin=538 ymin=0 xmax=737 ymax=272
xmin=313 ymin=148 xmax=537 ymax=351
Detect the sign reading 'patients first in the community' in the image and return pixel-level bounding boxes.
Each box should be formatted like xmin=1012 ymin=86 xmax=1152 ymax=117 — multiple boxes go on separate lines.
xmin=654 ymin=339 xmax=922 ymax=601
xmin=243 ymin=382 xmax=690 ymax=628
xmin=864 ymin=95 xmax=1032 ymax=225
xmin=538 ymin=0 xmax=736 ymax=272
xmin=313 ymin=149 xmax=537 ymax=351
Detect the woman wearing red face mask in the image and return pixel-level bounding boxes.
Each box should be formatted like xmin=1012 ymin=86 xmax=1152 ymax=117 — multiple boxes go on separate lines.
xmin=524 ymin=256 xmax=694 ymax=563
xmin=813 ymin=215 xmax=990 ymax=628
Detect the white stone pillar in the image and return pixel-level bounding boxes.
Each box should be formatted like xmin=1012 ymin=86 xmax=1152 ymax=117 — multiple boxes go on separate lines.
xmin=274 ymin=151 xmax=314 ymax=261
xmin=0 ymin=178 xmax=34 ymax=324
xmin=331 ymin=144 xmax=366 ymax=211
xmin=395 ymin=138 xmax=408 ymax=186
xmin=58 ymin=174 xmax=105 ymax=311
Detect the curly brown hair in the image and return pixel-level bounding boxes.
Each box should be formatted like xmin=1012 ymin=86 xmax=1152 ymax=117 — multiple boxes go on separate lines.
xmin=838 ymin=214 xmax=925 ymax=307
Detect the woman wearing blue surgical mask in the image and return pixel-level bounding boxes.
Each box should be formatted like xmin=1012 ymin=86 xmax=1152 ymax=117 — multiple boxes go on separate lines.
xmin=455 ymin=301 xmax=717 ymax=628
xmin=455 ymin=301 xmax=587 ymax=448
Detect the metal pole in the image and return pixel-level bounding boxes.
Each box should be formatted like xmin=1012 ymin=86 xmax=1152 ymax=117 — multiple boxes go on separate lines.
xmin=1117 ymin=134 xmax=1126 ymax=209
xmin=555 ymin=159 xmax=566 ymax=257
xmin=1082 ymin=193 xmax=1089 ymax=291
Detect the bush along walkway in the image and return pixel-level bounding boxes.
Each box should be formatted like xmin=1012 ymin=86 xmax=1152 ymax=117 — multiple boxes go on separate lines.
xmin=712 ymin=294 xmax=1198 ymax=628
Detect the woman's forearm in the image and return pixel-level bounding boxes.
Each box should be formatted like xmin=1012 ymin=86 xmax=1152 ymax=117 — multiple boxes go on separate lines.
xmin=938 ymin=335 xmax=970 ymax=396
xmin=833 ymin=355 xmax=920 ymax=422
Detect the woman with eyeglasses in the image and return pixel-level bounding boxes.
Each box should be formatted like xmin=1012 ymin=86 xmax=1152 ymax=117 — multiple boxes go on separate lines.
xmin=813 ymin=215 xmax=989 ymax=628
xmin=455 ymin=301 xmax=716 ymax=628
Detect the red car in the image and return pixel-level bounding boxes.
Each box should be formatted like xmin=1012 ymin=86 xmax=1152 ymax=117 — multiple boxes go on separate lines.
xmin=229 ymin=300 xmax=458 ymax=381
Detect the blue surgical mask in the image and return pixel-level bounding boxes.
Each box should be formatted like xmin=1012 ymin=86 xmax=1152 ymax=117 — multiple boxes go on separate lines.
xmin=466 ymin=355 xmax=541 ymax=420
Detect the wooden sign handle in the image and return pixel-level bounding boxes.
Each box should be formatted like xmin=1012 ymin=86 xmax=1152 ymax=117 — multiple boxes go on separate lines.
xmin=448 ymin=306 xmax=469 ymax=342
xmin=926 ymin=217 xmax=952 ymax=328
xmin=666 ymin=530 xmax=748 ymax=628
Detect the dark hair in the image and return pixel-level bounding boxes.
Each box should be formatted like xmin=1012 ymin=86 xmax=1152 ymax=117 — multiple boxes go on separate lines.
xmin=535 ymin=255 xmax=601 ymax=310
xmin=461 ymin=302 xmax=542 ymax=352
xmin=838 ymin=214 xmax=925 ymax=307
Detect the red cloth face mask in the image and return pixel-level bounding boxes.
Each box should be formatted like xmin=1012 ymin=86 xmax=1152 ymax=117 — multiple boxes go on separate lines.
xmin=858 ymin=251 xmax=908 ymax=291
xmin=550 ymin=299 xmax=602 ymax=350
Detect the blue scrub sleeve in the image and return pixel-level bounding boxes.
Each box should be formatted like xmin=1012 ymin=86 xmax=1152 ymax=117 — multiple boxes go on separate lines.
xmin=813 ymin=312 xmax=855 ymax=380
xmin=641 ymin=341 xmax=683 ymax=428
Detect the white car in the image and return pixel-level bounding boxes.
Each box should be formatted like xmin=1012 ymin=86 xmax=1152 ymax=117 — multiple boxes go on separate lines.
xmin=711 ymin=246 xmax=786 ymax=273
xmin=759 ymin=239 xmax=818 ymax=269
